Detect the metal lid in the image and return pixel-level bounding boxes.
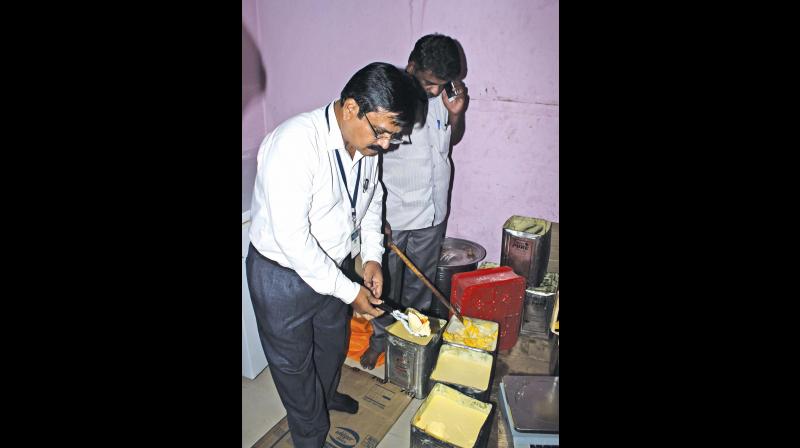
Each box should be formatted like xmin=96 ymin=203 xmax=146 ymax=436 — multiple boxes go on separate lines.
xmin=438 ymin=237 xmax=487 ymax=267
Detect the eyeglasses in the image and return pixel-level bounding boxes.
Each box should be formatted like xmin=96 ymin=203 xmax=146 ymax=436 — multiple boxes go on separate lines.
xmin=363 ymin=112 xmax=412 ymax=145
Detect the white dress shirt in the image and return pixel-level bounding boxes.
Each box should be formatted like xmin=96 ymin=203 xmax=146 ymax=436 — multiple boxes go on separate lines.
xmin=249 ymin=100 xmax=384 ymax=304
xmin=382 ymin=96 xmax=452 ymax=231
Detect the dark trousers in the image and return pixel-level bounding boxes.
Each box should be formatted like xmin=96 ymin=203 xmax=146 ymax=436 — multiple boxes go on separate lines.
xmin=246 ymin=244 xmax=357 ymax=447
xmin=369 ymin=222 xmax=446 ymax=352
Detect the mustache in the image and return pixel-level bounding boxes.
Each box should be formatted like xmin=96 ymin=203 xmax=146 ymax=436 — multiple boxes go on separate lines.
xmin=367 ymin=144 xmax=387 ymax=153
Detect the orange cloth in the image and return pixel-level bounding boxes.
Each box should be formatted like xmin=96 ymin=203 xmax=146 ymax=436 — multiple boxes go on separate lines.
xmin=346 ymin=316 xmax=385 ymax=367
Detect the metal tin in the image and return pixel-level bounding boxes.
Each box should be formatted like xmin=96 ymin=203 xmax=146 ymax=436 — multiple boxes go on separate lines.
xmin=429 ymin=344 xmax=495 ymax=402
xmin=433 ymin=237 xmax=487 ymax=319
xmin=442 ymin=316 xmax=500 ymax=355
xmin=410 ymin=383 xmax=494 ymax=448
xmin=385 ymin=318 xmax=446 ymax=399
xmin=520 ymin=272 xmax=559 ymax=340
xmin=500 ymin=216 xmax=552 ymax=288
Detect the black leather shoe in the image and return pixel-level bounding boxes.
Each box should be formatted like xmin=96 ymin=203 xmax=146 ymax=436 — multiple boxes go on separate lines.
xmin=328 ymin=392 xmax=359 ymax=414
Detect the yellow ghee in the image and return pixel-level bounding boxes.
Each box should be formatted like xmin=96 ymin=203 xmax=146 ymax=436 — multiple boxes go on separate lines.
xmin=443 ymin=317 xmax=499 ymax=352
xmin=413 ymin=384 xmax=491 ymax=448
xmin=430 ymin=345 xmax=493 ymax=391
xmin=387 ymin=316 xmax=442 ymax=346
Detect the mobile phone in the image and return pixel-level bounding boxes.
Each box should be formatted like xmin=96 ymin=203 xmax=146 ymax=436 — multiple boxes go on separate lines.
xmin=444 ymin=81 xmax=457 ymax=101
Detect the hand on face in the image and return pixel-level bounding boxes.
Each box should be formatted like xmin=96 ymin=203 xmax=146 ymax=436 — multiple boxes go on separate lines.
xmin=442 ymin=79 xmax=468 ymax=115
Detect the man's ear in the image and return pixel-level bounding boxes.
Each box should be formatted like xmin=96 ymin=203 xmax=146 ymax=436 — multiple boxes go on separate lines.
xmin=406 ymin=61 xmax=415 ymax=74
xmin=342 ymin=98 xmax=360 ymax=120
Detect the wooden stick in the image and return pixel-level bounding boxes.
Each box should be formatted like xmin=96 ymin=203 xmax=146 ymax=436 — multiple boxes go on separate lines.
xmin=388 ymin=242 xmax=464 ymax=323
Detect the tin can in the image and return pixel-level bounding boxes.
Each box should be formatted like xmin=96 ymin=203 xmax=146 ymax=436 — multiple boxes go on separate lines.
xmin=429 ymin=344 xmax=495 ymax=402
xmin=410 ymin=383 xmax=494 ymax=448
xmin=500 ymin=216 xmax=552 ymax=288
xmin=442 ymin=315 xmax=499 ymax=355
xmin=521 ymin=272 xmax=559 ymax=339
xmin=385 ymin=318 xmax=446 ymax=399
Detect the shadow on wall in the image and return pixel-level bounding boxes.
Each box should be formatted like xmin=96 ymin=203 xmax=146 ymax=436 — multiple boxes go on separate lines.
xmin=243 ymin=21 xmax=267 ymax=212
xmin=242 ymin=21 xmax=266 ymax=117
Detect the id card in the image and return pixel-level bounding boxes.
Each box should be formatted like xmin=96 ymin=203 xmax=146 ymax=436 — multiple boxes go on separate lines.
xmin=350 ymin=227 xmax=361 ymax=258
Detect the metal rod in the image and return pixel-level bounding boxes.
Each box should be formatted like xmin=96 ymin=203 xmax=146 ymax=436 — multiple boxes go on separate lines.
xmin=388 ymin=242 xmax=464 ymax=323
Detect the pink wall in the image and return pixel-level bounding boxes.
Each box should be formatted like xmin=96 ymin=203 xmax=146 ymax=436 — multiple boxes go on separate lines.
xmin=242 ymin=0 xmax=265 ymax=213
xmin=242 ymin=0 xmax=558 ymax=262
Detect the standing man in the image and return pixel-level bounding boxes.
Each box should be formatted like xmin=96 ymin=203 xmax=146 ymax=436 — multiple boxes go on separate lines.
xmin=361 ymin=34 xmax=467 ymax=369
xmin=246 ymin=62 xmax=426 ymax=447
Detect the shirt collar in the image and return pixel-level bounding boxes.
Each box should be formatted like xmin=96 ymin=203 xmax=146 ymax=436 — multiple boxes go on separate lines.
xmin=325 ymin=100 xmax=365 ymax=166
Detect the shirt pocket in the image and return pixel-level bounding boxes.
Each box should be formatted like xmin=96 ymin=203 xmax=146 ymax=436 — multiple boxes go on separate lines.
xmin=357 ymin=174 xmax=379 ymax=217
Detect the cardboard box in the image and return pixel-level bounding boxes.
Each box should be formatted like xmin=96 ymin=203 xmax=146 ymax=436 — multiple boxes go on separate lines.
xmin=253 ymin=366 xmax=413 ymax=448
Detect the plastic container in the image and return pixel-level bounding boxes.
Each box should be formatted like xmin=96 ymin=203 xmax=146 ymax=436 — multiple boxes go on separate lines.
xmin=450 ymin=266 xmax=526 ymax=351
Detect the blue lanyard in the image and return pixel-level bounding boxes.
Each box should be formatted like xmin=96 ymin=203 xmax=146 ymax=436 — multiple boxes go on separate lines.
xmin=334 ymin=150 xmax=361 ymax=225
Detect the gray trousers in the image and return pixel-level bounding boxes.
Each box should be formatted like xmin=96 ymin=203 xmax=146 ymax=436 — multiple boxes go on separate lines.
xmin=369 ymin=222 xmax=445 ymax=352
xmin=246 ymin=244 xmax=356 ymax=448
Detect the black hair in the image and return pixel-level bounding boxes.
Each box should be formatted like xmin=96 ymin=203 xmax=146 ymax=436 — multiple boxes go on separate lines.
xmin=340 ymin=62 xmax=427 ymax=130
xmin=408 ymin=33 xmax=461 ymax=81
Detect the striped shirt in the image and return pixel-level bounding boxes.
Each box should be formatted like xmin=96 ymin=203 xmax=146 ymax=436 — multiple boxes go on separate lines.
xmin=382 ymin=96 xmax=452 ymax=230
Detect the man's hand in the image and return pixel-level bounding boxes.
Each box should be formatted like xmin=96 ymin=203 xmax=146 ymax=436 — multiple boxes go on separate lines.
xmin=362 ymin=260 xmax=383 ymax=299
xmin=351 ymin=285 xmax=384 ymax=321
xmin=442 ymin=80 xmax=468 ymax=116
